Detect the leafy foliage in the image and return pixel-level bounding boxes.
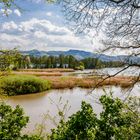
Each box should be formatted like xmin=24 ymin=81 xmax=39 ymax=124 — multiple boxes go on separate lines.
xmin=0 ymin=103 xmax=28 ymax=139
xmin=75 ymin=62 xmax=85 ymax=70
xmin=0 ymin=102 xmax=43 ymax=140
xmin=0 ymin=49 xmax=22 ymax=71
xmin=0 ymin=0 xmax=14 ymax=8
xmin=0 ymin=75 xmax=51 ymax=95
xmin=50 ymin=95 xmax=140 ymax=140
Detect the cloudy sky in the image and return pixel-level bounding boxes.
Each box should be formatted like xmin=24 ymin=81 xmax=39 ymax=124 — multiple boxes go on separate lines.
xmin=0 ymin=0 xmax=101 ymax=52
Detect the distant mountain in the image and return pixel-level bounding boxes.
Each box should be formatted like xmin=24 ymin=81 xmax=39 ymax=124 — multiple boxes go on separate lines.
xmin=22 ymin=49 xmax=48 ymax=57
xmin=21 ymin=49 xmax=140 ymax=65
xmin=21 ymin=49 xmax=95 ymax=59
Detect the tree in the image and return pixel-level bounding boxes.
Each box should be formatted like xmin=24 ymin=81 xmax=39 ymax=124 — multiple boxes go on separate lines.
xmin=0 ymin=0 xmax=15 ymax=15
xmin=68 ymin=55 xmax=77 ymax=68
xmin=0 ymin=49 xmax=22 ymax=71
xmin=0 ymin=103 xmax=29 ymax=139
xmin=0 ymin=103 xmax=43 ymax=140
xmin=56 ymin=0 xmax=140 ymax=55
xmin=50 ymin=94 xmax=140 ymax=140
xmin=52 ymin=0 xmax=140 ymax=86
xmin=75 ymin=61 xmax=85 ymax=70
xmin=51 ymin=0 xmax=140 ymax=81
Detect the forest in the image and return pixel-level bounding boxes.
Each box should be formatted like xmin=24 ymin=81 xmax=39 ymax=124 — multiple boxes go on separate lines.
xmin=0 ymin=49 xmax=124 ymax=70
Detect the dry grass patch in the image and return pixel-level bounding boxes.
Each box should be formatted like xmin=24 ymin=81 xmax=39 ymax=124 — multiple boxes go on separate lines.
xmin=94 ymin=76 xmax=136 ymax=88
xmin=12 ymin=71 xmax=62 ymax=76
xmin=44 ymin=76 xmax=137 ymax=89
xmin=47 ymin=77 xmax=76 ymax=89
xmin=18 ymin=68 xmax=75 ymax=72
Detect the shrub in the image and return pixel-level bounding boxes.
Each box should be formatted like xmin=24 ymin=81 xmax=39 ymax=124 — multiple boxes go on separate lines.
xmin=0 ymin=103 xmax=43 ymax=140
xmin=50 ymin=95 xmax=140 ymax=140
xmin=0 ymin=75 xmax=51 ymax=96
xmin=0 ymin=103 xmax=28 ymax=139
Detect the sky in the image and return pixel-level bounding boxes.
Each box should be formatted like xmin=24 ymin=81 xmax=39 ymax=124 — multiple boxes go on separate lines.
xmin=0 ymin=0 xmax=101 ymax=52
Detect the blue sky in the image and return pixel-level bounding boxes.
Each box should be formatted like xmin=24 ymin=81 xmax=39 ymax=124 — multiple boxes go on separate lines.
xmin=0 ymin=0 xmax=97 ymax=52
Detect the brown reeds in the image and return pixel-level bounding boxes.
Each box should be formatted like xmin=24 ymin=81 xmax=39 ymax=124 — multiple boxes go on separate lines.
xmin=18 ymin=68 xmax=75 ymax=72
xmin=43 ymin=76 xmax=137 ymax=89
xmin=12 ymin=71 xmax=62 ymax=76
xmin=11 ymin=70 xmax=139 ymax=89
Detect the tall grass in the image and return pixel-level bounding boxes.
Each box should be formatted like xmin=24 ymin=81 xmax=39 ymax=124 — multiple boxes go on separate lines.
xmin=0 ymin=75 xmax=136 ymax=96
xmin=45 ymin=76 xmax=135 ymax=89
xmin=0 ymin=75 xmax=51 ymax=96
xmin=18 ymin=68 xmax=75 ymax=72
xmin=13 ymin=71 xmax=62 ymax=76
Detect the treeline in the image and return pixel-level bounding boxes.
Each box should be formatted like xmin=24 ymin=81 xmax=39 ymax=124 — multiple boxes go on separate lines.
xmin=0 ymin=49 xmax=124 ymax=70
xmin=29 ymin=55 xmax=124 ymax=69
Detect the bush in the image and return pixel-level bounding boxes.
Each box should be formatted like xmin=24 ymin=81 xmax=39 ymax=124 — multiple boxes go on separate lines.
xmin=0 ymin=103 xmax=43 ymax=140
xmin=0 ymin=75 xmax=51 ymax=96
xmin=50 ymin=95 xmax=140 ymax=140
xmin=0 ymin=103 xmax=29 ymax=139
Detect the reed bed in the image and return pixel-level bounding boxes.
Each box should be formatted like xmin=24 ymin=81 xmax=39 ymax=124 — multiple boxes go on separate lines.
xmin=12 ymin=71 xmax=62 ymax=76
xmin=0 ymin=74 xmax=138 ymax=96
xmin=49 ymin=77 xmax=76 ymax=89
xmin=44 ymin=76 xmax=137 ymax=89
xmin=18 ymin=68 xmax=75 ymax=72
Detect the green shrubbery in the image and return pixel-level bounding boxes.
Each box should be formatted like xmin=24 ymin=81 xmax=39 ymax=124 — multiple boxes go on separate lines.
xmin=50 ymin=95 xmax=140 ymax=140
xmin=0 ymin=75 xmax=51 ymax=96
xmin=0 ymin=103 xmax=28 ymax=139
xmin=0 ymin=103 xmax=43 ymax=140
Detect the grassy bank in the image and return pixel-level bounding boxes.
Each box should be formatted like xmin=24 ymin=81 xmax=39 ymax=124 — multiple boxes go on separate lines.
xmin=0 ymin=75 xmax=51 ymax=96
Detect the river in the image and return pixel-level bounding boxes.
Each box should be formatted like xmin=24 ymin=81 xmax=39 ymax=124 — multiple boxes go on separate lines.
xmin=3 ymin=83 xmax=140 ymax=134
xmin=63 ymin=66 xmax=140 ymax=77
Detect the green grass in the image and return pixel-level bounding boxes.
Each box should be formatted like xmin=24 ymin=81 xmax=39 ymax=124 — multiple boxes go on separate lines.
xmin=0 ymin=75 xmax=51 ymax=96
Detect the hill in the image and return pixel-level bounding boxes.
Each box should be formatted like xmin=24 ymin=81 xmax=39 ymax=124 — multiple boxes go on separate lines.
xmin=21 ymin=49 xmax=140 ymax=65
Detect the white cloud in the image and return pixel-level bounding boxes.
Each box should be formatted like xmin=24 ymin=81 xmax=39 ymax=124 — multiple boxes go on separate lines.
xmin=14 ymin=9 xmax=21 ymax=17
xmin=46 ymin=12 xmax=53 ymax=17
xmin=17 ymin=18 xmax=72 ymax=35
xmin=0 ymin=33 xmax=30 ymax=47
xmin=0 ymin=18 xmax=94 ymax=52
xmin=31 ymin=0 xmax=43 ymax=3
xmin=34 ymin=31 xmax=46 ymax=38
xmin=2 ymin=21 xmax=18 ymax=30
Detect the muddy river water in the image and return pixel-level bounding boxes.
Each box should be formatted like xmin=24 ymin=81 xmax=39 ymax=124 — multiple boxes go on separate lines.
xmin=3 ymin=84 xmax=140 ymax=133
